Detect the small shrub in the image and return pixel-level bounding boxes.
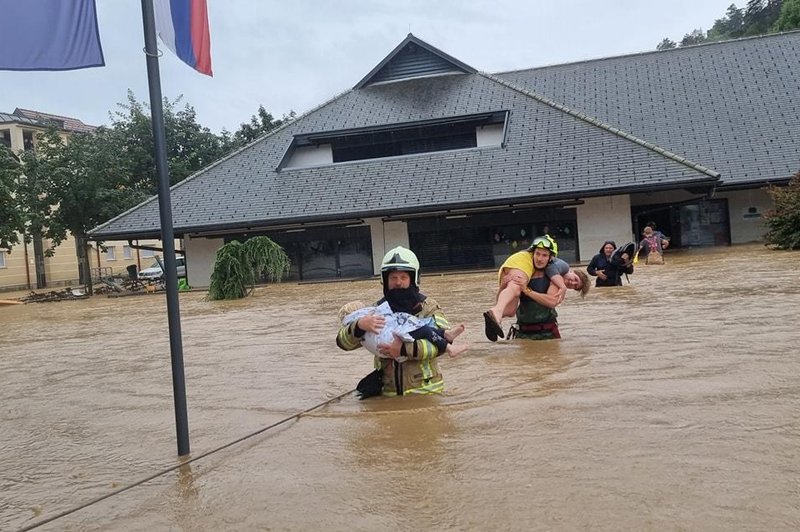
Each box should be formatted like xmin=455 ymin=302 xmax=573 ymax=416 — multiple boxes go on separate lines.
xmin=764 ymin=170 xmax=800 ymax=250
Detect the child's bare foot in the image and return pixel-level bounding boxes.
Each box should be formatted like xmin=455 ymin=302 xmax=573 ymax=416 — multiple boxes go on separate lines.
xmin=447 ymin=343 xmax=470 ymax=358
xmin=444 ymin=323 xmax=465 ymax=343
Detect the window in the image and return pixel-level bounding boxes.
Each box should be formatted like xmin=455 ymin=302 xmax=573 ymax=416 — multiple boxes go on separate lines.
xmin=235 ymin=226 xmax=373 ymax=281
xmin=141 ymin=249 xmax=155 ymax=258
xmin=123 ymin=246 xmax=132 ymax=259
xmin=23 ymin=131 xmax=34 ymax=151
xmin=281 ymin=111 xmax=508 ymax=168
xmin=0 ymin=129 xmax=10 ymax=148
xmin=331 ymin=128 xmax=476 ymax=163
xmin=104 ymin=246 xmax=116 ymax=260
xmin=0 ymin=250 xmax=6 ymax=268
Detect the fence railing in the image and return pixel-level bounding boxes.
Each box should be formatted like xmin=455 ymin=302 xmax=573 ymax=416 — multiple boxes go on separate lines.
xmin=90 ymin=267 xmax=113 ymax=280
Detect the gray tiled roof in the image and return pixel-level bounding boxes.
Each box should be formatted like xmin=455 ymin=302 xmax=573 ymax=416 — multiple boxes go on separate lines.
xmin=91 ymin=71 xmax=715 ymax=239
xmin=497 ymin=31 xmax=800 ymax=189
xmin=0 ymin=111 xmax=44 ymax=127
xmin=13 ymin=108 xmax=97 ymax=133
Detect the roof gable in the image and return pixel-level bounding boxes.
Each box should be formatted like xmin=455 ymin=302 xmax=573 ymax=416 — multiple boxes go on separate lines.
xmin=354 ymin=33 xmax=476 ymax=89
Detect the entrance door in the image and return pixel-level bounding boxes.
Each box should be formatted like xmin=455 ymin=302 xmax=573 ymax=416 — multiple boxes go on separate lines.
xmin=678 ymin=199 xmax=730 ymax=247
xmin=633 ymin=199 xmax=730 ymax=248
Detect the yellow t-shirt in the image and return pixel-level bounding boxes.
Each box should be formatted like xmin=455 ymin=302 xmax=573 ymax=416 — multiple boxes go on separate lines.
xmin=498 ymin=250 xmax=534 ymax=284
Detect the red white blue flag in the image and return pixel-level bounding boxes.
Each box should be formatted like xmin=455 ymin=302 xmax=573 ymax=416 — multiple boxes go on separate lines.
xmin=154 ymin=0 xmax=213 ymax=76
xmin=0 ymin=0 xmax=105 ymax=71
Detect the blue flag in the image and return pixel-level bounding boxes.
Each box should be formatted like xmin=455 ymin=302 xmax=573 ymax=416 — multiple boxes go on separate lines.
xmin=0 ymin=0 xmax=105 ymax=71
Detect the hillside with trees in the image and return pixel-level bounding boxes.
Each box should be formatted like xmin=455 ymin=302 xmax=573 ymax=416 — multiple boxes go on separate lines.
xmin=656 ymin=0 xmax=800 ymax=49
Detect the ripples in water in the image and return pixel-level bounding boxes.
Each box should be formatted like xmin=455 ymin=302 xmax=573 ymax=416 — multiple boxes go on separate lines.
xmin=1 ymin=244 xmax=799 ymax=531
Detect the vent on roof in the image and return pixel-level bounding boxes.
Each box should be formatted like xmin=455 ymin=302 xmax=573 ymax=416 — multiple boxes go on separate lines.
xmin=355 ymin=34 xmax=477 ymax=89
xmin=370 ymin=42 xmax=461 ymax=84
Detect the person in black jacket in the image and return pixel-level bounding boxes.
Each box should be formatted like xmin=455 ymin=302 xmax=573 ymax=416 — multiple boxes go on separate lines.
xmin=587 ymin=241 xmax=633 ymax=287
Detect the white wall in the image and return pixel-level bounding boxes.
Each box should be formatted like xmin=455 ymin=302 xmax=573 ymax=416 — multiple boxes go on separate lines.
xmin=366 ymin=217 xmax=409 ymax=274
xmin=575 ymin=195 xmax=633 ymax=261
xmin=718 ymin=188 xmax=771 ymax=243
xmin=9 ymin=127 xmax=25 ymax=151
xmin=476 ymin=124 xmax=504 ymax=147
xmin=183 ymin=235 xmax=224 ymax=288
xmin=283 ymin=144 xmax=333 ymax=168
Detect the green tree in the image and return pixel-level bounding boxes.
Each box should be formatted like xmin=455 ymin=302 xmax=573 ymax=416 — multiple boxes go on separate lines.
xmin=28 ymin=128 xmax=151 ymax=292
xmin=744 ymin=0 xmax=771 ymax=34
xmin=0 ymin=147 xmax=24 ymax=250
xmin=773 ymin=0 xmax=800 ymax=30
xmin=764 ymin=0 xmax=786 ymax=22
xmin=232 ymin=105 xmax=296 ymax=147
xmin=14 ymin=134 xmax=68 ymax=287
xmin=680 ymin=28 xmax=708 ymax=46
xmin=8 ymin=95 xmax=290 ymax=291
xmin=666 ymin=1 xmax=786 ymax=49
xmin=208 ymin=236 xmax=290 ymax=300
xmin=708 ymin=4 xmax=745 ymax=40
xmin=656 ymin=38 xmax=677 ymax=50
xmin=764 ymin=171 xmax=800 ymax=249
xmin=109 ymin=91 xmax=234 ymax=193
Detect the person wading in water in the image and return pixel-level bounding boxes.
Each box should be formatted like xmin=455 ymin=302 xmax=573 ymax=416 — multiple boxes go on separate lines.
xmin=336 ymin=246 xmax=456 ymax=397
xmin=485 ymin=236 xmax=585 ymax=341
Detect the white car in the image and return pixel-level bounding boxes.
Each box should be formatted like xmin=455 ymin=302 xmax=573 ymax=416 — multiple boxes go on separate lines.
xmin=138 ymin=256 xmax=186 ymax=280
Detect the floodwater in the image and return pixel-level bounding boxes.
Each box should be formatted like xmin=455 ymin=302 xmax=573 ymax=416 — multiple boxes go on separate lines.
xmin=1 ymin=244 xmax=798 ymax=531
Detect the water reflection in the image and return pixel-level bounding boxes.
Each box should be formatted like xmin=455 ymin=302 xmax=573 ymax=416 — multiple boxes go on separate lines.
xmin=1 ymin=244 xmax=799 ymax=531
xmin=348 ymin=397 xmax=456 ymax=466
xmin=168 ymin=463 xmax=200 ymax=530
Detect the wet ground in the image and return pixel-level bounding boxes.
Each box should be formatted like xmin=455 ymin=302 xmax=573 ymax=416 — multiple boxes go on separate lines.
xmin=1 ymin=244 xmax=799 ymax=531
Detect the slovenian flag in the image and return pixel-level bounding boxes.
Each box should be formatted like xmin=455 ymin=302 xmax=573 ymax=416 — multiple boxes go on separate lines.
xmin=154 ymin=0 xmax=213 ymax=76
xmin=0 ymin=0 xmax=105 ymax=71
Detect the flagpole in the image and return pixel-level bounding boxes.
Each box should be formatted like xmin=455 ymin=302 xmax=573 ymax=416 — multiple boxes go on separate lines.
xmin=139 ymin=0 xmax=190 ymax=457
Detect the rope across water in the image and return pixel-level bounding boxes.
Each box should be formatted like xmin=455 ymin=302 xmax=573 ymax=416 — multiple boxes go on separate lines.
xmin=18 ymin=388 xmax=356 ymax=532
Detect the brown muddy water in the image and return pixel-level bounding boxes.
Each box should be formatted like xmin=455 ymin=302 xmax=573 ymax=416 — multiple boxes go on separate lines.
xmin=1 ymin=244 xmax=799 ymax=531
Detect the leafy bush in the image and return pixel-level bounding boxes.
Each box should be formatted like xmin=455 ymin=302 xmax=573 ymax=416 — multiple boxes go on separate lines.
xmin=208 ymin=236 xmax=290 ymax=300
xmin=764 ymin=170 xmax=800 ymax=250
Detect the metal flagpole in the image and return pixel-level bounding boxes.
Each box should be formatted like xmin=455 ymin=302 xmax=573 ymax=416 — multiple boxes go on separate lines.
xmin=139 ymin=0 xmax=190 ymax=456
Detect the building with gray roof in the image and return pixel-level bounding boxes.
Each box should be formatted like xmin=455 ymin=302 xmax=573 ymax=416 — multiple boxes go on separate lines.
xmin=13 ymin=108 xmax=97 ymax=133
xmin=89 ymin=32 xmax=800 ymax=287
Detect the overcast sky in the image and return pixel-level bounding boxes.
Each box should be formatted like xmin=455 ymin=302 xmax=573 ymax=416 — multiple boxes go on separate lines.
xmin=1 ymin=0 xmax=738 ymax=133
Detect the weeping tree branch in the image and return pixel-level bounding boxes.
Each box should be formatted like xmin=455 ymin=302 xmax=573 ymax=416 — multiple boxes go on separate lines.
xmin=208 ymin=236 xmax=290 ymax=300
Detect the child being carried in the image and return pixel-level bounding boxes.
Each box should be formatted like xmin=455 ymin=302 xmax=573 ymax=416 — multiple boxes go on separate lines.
xmin=338 ymin=300 xmax=468 ymax=359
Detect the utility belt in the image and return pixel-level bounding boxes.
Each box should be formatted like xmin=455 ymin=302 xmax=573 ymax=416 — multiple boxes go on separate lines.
xmin=516 ymin=321 xmax=561 ymax=338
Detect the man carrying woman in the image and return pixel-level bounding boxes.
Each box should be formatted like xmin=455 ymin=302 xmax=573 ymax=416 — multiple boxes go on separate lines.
xmin=484 ymin=235 xmax=589 ymax=341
